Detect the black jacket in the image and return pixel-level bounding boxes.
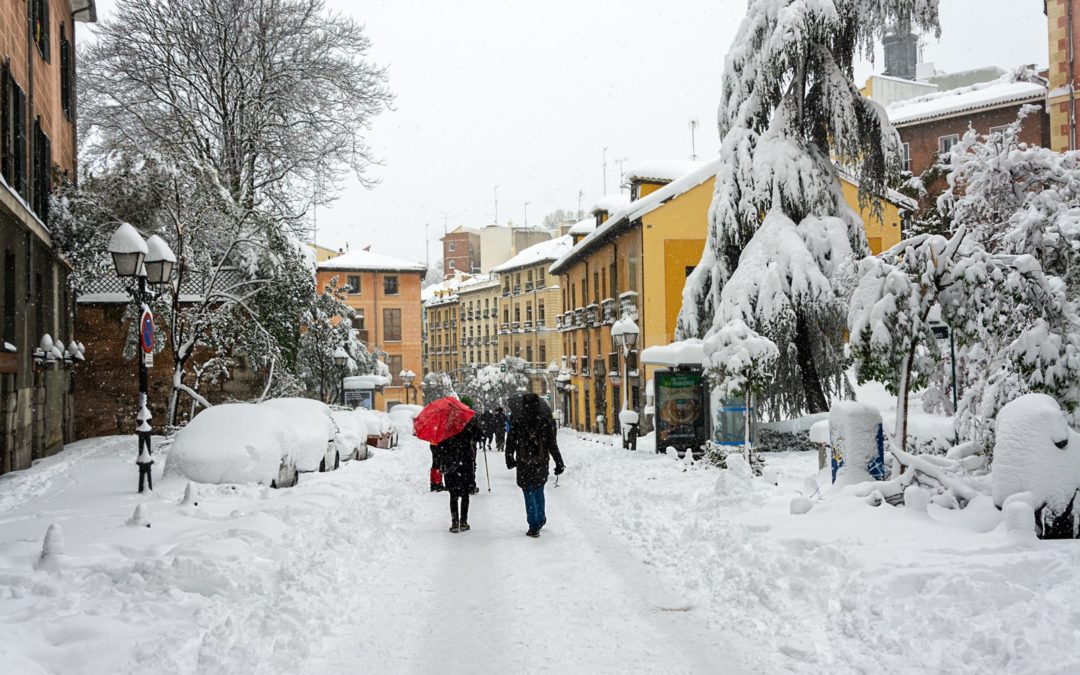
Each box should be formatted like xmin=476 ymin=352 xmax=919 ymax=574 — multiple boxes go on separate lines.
xmin=492 ymin=411 xmax=508 ymax=438
xmin=505 ymin=395 xmax=564 ymax=489
xmin=435 ymin=420 xmax=481 ymax=494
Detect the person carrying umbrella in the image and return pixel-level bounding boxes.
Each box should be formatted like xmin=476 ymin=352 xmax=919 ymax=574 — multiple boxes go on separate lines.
xmin=414 ymin=397 xmax=483 ymax=533
xmin=505 ymin=393 xmax=564 ymax=538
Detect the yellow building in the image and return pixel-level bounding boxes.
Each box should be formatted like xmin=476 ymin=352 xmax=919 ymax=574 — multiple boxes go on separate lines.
xmin=457 ymin=276 xmax=501 ymax=368
xmin=491 ymin=236 xmax=571 ymax=396
xmin=550 ymin=159 xmax=912 ymax=434
xmin=423 ymin=288 xmax=460 ymax=383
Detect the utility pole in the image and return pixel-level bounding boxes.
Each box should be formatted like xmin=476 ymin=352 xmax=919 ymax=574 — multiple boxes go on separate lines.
xmin=689 ymin=118 xmax=699 ymax=161
xmin=577 ymin=190 xmax=584 ymax=219
xmin=494 ymin=185 xmax=499 ymax=226
xmin=602 ymin=147 xmax=608 ymax=194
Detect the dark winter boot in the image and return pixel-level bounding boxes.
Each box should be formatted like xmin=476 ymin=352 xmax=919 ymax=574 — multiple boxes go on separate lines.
xmin=459 ymin=521 xmax=470 ymax=531
xmin=450 ymin=521 xmax=461 ymax=533
xmin=526 ymin=529 xmax=540 ymax=538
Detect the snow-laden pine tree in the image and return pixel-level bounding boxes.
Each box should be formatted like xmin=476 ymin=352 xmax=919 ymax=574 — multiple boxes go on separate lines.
xmin=678 ymin=0 xmax=939 ymax=417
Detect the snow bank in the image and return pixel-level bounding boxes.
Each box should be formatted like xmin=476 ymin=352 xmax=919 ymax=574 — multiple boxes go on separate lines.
xmin=992 ymin=394 xmax=1080 ymax=519
xmin=165 ymin=404 xmax=296 ymax=485
xmin=260 ymin=398 xmax=337 ymax=471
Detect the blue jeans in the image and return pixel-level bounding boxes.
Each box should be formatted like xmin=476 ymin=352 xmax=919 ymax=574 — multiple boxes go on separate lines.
xmin=522 ymin=484 xmax=546 ymax=532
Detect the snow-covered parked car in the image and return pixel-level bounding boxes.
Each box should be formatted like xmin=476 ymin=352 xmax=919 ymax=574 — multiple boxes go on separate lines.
xmin=332 ymin=409 xmax=372 ymax=461
xmin=261 ymin=398 xmax=340 ymax=472
xmin=389 ymin=404 xmax=423 ymax=437
xmin=359 ymin=409 xmax=397 ymax=449
xmin=165 ymin=403 xmax=299 ymax=488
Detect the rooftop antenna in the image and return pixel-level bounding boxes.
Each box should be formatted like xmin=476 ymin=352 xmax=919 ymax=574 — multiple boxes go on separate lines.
xmin=577 ymin=190 xmax=584 ymax=218
xmin=494 ymin=185 xmax=499 ymax=226
xmin=689 ymin=118 xmax=699 ymax=161
xmin=615 ymin=157 xmax=628 ymax=192
xmin=602 ymin=147 xmax=608 ymax=194
xmin=441 ymin=212 xmax=449 ymax=237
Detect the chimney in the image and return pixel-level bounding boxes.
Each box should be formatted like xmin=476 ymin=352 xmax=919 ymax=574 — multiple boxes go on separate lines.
xmin=883 ymin=31 xmax=919 ymax=80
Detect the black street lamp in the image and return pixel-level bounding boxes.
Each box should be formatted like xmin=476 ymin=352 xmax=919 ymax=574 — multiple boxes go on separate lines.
xmin=333 ymin=346 xmax=348 ymax=405
xmin=611 ymin=317 xmax=640 ymax=450
xmin=400 ymin=369 xmax=416 ymax=404
xmin=108 ymin=223 xmax=175 ymax=492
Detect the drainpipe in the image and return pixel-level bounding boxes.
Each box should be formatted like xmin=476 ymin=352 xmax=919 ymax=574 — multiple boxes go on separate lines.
xmin=1070 ymin=0 xmax=1077 ymax=150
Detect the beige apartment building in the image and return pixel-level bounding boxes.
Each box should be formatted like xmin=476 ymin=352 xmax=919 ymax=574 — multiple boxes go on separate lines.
xmin=424 ymin=289 xmax=460 ymax=381
xmin=457 ymin=276 xmax=500 ymax=368
xmin=491 ymin=236 xmax=571 ymax=395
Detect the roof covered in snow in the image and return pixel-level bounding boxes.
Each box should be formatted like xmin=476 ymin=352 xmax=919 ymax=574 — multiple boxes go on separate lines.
xmin=589 ymin=194 xmax=631 ymax=215
xmin=552 ymin=158 xmax=722 ymax=274
xmin=623 ymin=159 xmax=707 ymax=185
xmin=886 ymin=77 xmax=1047 ymax=126
xmin=318 ymin=249 xmax=426 ymax=273
xmin=567 ymin=218 xmax=596 ymax=236
xmin=491 ymin=235 xmax=574 ymax=274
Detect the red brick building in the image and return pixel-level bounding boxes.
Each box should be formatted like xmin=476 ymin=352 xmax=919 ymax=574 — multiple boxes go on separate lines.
xmin=441 ymin=226 xmax=480 ymax=278
xmin=1047 ymin=0 xmax=1080 ymax=152
xmin=1 ymin=0 xmax=97 ymax=474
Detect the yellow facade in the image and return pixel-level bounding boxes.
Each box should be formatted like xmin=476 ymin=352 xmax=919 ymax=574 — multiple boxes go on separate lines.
xmin=496 ymin=262 xmax=563 ymax=396
xmin=553 ymin=168 xmax=910 ymax=434
xmin=458 ymin=279 xmax=501 ymax=368
xmin=423 ymin=291 xmax=460 ymax=382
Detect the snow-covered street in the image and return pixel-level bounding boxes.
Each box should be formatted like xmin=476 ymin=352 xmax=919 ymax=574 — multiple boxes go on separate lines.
xmin=1 ymin=431 xmax=1077 ymax=674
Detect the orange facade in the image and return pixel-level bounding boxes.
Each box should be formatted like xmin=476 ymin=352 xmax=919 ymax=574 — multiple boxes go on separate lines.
xmin=315 ymin=267 xmax=425 ymax=410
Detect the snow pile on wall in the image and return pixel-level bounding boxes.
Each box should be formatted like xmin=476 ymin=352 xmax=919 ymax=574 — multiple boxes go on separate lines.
xmin=829 ymin=401 xmax=884 ymax=487
xmin=992 ymin=394 xmax=1080 ymax=536
xmin=165 ymin=404 xmax=297 ymax=485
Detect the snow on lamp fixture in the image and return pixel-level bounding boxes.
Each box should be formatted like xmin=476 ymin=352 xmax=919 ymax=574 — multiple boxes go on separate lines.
xmin=333 ymin=347 xmax=348 ymax=368
xmin=143 ymin=235 xmax=177 ymax=285
xmin=108 ymin=222 xmax=149 ymax=278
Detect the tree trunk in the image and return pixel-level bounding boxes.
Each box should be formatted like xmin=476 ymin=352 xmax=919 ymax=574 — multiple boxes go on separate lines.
xmin=795 ymin=311 xmax=829 ymax=414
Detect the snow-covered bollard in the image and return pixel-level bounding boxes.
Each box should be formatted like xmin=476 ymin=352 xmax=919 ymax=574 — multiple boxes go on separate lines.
xmin=828 ymin=402 xmax=885 ymax=487
xmin=666 ymin=446 xmax=679 ymax=460
xmin=992 ymin=394 xmax=1080 ymax=538
xmin=180 ymin=482 xmax=199 ymax=507
xmin=128 ymin=503 xmax=151 ymax=528
xmin=789 ymin=496 xmax=813 ymax=515
xmin=36 ymin=524 xmax=65 ymax=571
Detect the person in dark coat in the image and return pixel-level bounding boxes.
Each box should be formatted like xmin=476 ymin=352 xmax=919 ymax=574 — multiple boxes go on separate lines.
xmin=479 ymin=410 xmax=496 ymax=450
xmin=434 ymin=418 xmax=483 ymax=533
xmin=505 ymin=394 xmax=564 ymax=537
xmin=492 ymin=407 xmax=508 ymax=452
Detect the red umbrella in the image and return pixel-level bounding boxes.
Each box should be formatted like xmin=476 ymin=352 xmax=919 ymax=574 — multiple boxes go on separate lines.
xmin=413 ymin=397 xmax=476 ymax=445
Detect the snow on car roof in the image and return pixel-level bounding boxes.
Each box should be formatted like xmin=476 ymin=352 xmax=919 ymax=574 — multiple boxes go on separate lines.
xmin=886 ymin=77 xmax=1046 ymax=126
xmin=318 ymin=248 xmax=426 ymax=272
xmin=490 ymin=235 xmax=574 ymax=273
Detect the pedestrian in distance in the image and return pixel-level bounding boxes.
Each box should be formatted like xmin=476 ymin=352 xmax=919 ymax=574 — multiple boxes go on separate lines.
xmin=505 ymin=393 xmax=564 ymax=538
xmin=434 ymin=417 xmax=483 ymax=533
xmin=479 ymin=409 xmax=496 ymax=451
xmin=493 ymin=406 xmax=508 ymax=452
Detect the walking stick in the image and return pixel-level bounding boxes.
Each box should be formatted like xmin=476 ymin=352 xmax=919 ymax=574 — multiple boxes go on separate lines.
xmin=482 ymin=445 xmax=492 ymax=492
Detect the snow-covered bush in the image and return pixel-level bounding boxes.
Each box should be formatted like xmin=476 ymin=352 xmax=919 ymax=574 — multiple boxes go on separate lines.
xmin=678 ymin=0 xmax=940 ymax=419
xmin=702 ymin=319 xmax=778 ymax=401
xmin=992 ymin=394 xmax=1080 ymax=538
xmin=422 ymin=372 xmax=455 ymax=402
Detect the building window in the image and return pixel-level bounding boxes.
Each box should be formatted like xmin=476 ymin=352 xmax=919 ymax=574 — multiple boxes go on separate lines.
xmin=938 ymin=134 xmax=959 ymax=157
xmin=526 ymin=305 xmax=533 ymax=322
xmin=383 ymin=308 xmax=402 ymax=341
xmin=1 ymin=64 xmax=28 ymax=197
xmin=31 ymin=0 xmax=50 ymax=61
xmin=448 ymin=259 xmax=456 ymax=270
xmin=31 ymin=118 xmax=51 ymax=222
xmin=448 ymin=241 xmax=456 ymax=252
xmin=901 ymin=142 xmax=911 ymax=173
xmin=593 ymin=272 xmax=599 ymax=304
xmin=60 ymin=25 xmax=73 ymax=120
xmin=347 ymin=275 xmax=361 ymax=294
xmin=352 ymin=309 xmax=366 ymax=330
xmin=988 ymin=125 xmax=1009 ymax=137
xmin=388 ymin=355 xmax=403 ymax=385
xmin=538 ymin=301 xmax=545 ymax=322
xmin=539 ymin=344 xmax=546 ymax=363
xmin=2 ymin=249 xmax=15 ymax=346
xmin=383 ymin=275 xmax=399 ymax=295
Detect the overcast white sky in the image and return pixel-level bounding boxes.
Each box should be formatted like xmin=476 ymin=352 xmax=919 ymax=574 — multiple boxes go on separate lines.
xmin=84 ymin=0 xmax=1049 ymax=265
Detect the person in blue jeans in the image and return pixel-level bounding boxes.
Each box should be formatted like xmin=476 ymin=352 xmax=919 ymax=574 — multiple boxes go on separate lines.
xmin=505 ymin=393 xmax=565 ymax=537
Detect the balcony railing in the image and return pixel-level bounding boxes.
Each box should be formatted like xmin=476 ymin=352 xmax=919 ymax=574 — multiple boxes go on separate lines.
xmin=523 ymin=320 xmax=533 ymax=331
xmin=524 ymin=282 xmax=534 ymax=292
xmin=602 ymin=298 xmax=617 ymax=325
xmin=586 ymin=303 xmax=599 ymax=327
